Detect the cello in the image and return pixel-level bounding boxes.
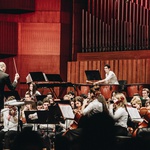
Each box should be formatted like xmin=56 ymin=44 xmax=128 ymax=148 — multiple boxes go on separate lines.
xmin=132 ymin=107 xmax=150 ymax=137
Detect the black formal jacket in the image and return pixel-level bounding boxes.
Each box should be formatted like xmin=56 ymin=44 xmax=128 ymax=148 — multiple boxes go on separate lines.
xmin=0 ymin=70 xmax=17 ymax=109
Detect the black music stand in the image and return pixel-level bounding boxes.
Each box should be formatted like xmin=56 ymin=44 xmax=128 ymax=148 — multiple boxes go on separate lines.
xmin=26 ymin=72 xmax=46 ymax=83
xmin=54 ymin=99 xmax=70 ymax=105
xmin=25 ymin=107 xmax=63 ymax=126
xmin=4 ymin=90 xmax=21 ymax=101
xmin=46 ymin=74 xmax=63 ymax=82
xmin=36 ymin=95 xmax=47 ymax=101
xmin=85 ymin=70 xmax=102 ymax=80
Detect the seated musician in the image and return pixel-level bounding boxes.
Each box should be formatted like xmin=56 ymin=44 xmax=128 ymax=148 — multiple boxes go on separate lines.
xmin=20 ymin=94 xmax=37 ymax=124
xmin=127 ymin=96 xmax=142 ymax=134
xmin=73 ymin=96 xmax=83 ymax=114
xmin=141 ymin=88 xmax=150 ymax=100
xmin=36 ymin=101 xmax=43 ymax=110
xmin=55 ymin=87 xmax=115 ymax=150
xmin=0 ymin=96 xmax=18 ymax=149
xmin=130 ymin=96 xmax=142 ymax=111
xmin=25 ymin=82 xmax=41 ymax=100
xmin=87 ymin=64 xmax=119 ymax=85
xmin=108 ymin=92 xmax=129 ymax=136
xmin=81 ymin=87 xmax=103 ymax=117
xmin=37 ymin=98 xmax=55 ymax=149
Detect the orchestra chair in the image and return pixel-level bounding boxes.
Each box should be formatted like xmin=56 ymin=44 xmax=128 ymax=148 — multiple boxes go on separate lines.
xmin=118 ymin=80 xmax=127 ymax=98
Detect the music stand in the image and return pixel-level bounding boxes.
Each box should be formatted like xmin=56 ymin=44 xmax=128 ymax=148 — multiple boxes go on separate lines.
xmin=85 ymin=70 xmax=102 ymax=80
xmin=26 ymin=72 xmax=47 ymax=83
xmin=36 ymin=95 xmax=47 ymax=101
xmin=45 ymin=74 xmax=63 ymax=82
xmin=54 ymin=99 xmax=70 ymax=105
xmin=25 ymin=109 xmax=63 ymax=125
xmin=4 ymin=90 xmax=21 ymax=101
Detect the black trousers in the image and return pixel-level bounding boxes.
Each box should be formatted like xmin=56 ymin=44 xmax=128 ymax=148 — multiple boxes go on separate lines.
xmin=114 ymin=126 xmax=128 ymax=136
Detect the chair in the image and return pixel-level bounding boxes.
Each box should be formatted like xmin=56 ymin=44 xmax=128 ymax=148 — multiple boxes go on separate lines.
xmin=118 ymin=80 xmax=127 ymax=97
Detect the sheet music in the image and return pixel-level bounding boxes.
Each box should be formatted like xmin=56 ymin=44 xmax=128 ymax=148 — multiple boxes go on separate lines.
xmin=58 ymin=104 xmax=75 ymax=120
xmin=126 ymin=106 xmax=143 ymax=123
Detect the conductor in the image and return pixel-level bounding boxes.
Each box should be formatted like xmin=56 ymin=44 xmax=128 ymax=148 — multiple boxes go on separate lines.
xmin=0 ymin=62 xmax=20 ymax=110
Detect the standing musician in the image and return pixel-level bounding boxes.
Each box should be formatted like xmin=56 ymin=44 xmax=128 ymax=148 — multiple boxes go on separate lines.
xmin=0 ymin=62 xmax=20 ymax=110
xmin=0 ymin=96 xmax=18 ymax=149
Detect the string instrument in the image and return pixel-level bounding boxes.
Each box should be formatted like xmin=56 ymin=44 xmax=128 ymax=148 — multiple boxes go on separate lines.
xmin=132 ymin=107 xmax=150 ymax=137
xmin=62 ymin=112 xmax=82 ymax=136
xmin=9 ymin=106 xmax=17 ymax=117
xmin=70 ymin=112 xmax=82 ymax=129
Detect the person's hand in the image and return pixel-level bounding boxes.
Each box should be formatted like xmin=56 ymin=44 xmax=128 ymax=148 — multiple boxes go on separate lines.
xmin=86 ymin=80 xmax=93 ymax=84
xmin=93 ymin=81 xmax=99 ymax=85
xmin=14 ymin=73 xmax=20 ymax=81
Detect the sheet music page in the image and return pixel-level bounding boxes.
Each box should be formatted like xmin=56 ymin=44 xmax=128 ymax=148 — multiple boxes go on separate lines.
xmin=126 ymin=106 xmax=143 ymax=122
xmin=26 ymin=74 xmax=32 ymax=83
xmin=58 ymin=104 xmax=75 ymax=119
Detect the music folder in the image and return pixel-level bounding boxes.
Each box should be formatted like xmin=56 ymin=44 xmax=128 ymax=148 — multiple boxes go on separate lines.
xmin=58 ymin=103 xmax=75 ymax=120
xmin=126 ymin=105 xmax=144 ymax=123
xmin=85 ymin=70 xmax=102 ymax=80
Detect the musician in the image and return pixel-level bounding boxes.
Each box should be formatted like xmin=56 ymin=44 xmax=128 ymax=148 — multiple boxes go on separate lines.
xmin=67 ymin=91 xmax=76 ymax=101
xmin=73 ymin=96 xmax=83 ymax=114
xmin=130 ymin=96 xmax=142 ymax=111
xmin=108 ymin=93 xmax=128 ymax=136
xmin=92 ymin=64 xmax=119 ymax=85
xmin=0 ymin=62 xmax=20 ymax=110
xmin=0 ymin=96 xmax=18 ymax=149
xmin=38 ymin=98 xmax=55 ymax=150
xmin=81 ymin=87 xmax=103 ymax=117
xmin=142 ymin=88 xmax=150 ymax=100
xmin=37 ymin=101 xmax=43 ymax=110
xmin=25 ymin=82 xmax=41 ymax=100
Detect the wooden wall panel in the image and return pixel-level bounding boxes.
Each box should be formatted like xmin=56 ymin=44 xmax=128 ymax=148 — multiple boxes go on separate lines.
xmin=0 ymin=21 xmax=18 ymax=55
xmin=36 ymin=0 xmax=60 ymax=11
xmin=67 ymin=58 xmax=150 ymax=86
xmin=77 ymin=50 xmax=150 ymax=60
xmin=18 ymin=23 xmax=60 ymax=55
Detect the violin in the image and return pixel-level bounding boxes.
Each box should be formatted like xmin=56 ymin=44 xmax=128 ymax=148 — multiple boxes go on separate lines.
xmin=9 ymin=106 xmax=17 ymax=117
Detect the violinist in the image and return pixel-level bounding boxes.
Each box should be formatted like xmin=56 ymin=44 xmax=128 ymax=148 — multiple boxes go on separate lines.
xmin=108 ymin=93 xmax=128 ymax=136
xmin=0 ymin=96 xmax=18 ymax=149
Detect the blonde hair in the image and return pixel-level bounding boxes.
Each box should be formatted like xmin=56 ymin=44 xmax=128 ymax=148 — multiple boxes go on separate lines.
xmin=115 ymin=93 xmax=127 ymax=107
xmin=130 ymin=96 xmax=142 ymax=107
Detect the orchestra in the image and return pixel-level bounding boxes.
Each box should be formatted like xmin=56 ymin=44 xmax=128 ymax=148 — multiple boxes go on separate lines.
xmin=0 ymin=61 xmax=150 ymax=150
